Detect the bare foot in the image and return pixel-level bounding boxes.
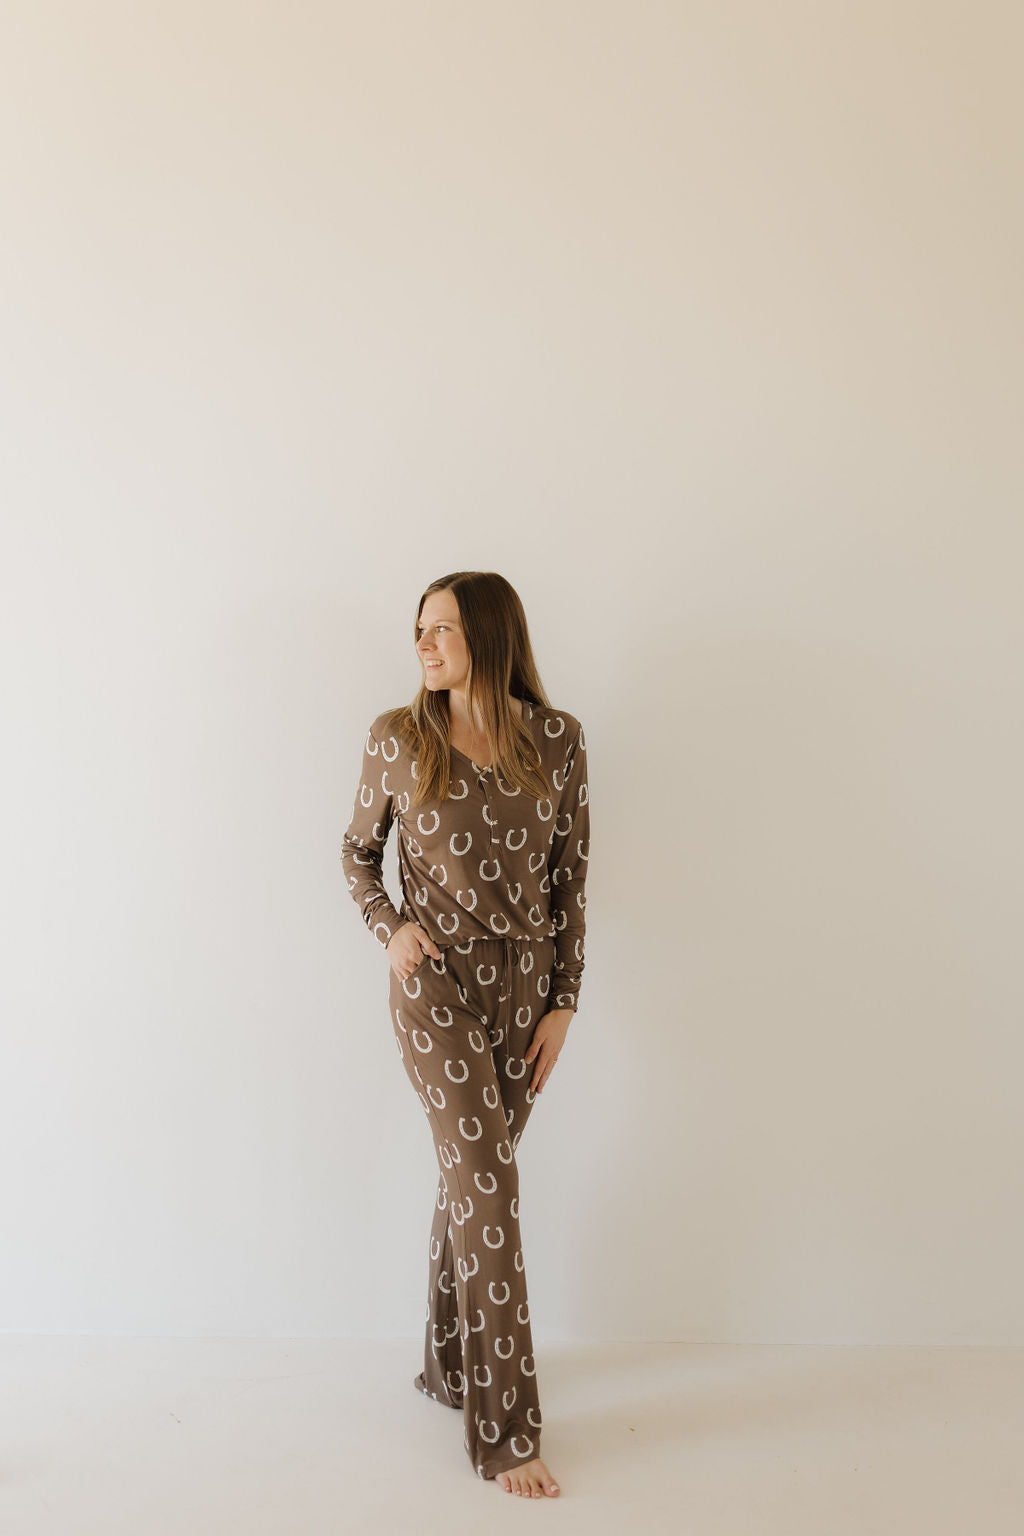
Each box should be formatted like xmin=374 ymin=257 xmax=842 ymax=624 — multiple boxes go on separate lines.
xmin=495 ymin=1456 xmax=560 ymax=1498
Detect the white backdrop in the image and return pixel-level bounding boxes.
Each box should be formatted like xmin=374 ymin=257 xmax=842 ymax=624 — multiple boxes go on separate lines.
xmin=2 ymin=1 xmax=1021 ymax=1344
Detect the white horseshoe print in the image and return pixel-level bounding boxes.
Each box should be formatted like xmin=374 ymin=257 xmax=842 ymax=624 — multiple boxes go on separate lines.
xmin=349 ymin=703 xmax=590 ymax=1477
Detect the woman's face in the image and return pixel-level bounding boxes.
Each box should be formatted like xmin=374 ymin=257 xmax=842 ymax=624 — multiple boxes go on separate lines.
xmin=417 ymin=589 xmax=470 ymax=693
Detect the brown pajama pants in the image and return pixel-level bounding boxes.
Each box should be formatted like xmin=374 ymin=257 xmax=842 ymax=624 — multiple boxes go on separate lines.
xmin=387 ymin=931 xmax=555 ymax=1480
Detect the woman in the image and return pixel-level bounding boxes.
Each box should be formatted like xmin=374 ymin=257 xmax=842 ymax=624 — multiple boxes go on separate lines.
xmin=340 ymin=570 xmax=590 ymax=1500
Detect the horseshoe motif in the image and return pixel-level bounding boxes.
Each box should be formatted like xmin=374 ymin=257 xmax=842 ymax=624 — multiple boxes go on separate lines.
xmin=467 ymin=1029 xmax=486 ymax=1054
xmin=431 ymin=1005 xmax=453 ymax=1027
xmin=494 ymin=1335 xmax=514 ymax=1359
xmin=470 ymin=1308 xmax=485 ymax=1332
xmin=527 ymin=1407 xmax=542 ymax=1429
xmin=426 ymin=1083 xmax=446 ymax=1109
xmin=437 ymin=911 xmax=460 ymax=934
xmin=488 ymin=1280 xmax=510 ymax=1304
xmin=482 ymin=1084 xmax=499 ymax=1109
xmin=509 ymin=1434 xmax=535 ymax=1458
xmin=488 ymin=913 xmax=511 ymax=934
xmin=444 ymin=1058 xmax=469 ymax=1083
xmin=517 ymin=1302 xmax=530 ymax=1323
xmin=450 ymin=830 xmax=472 ymax=856
xmin=496 ymin=1138 xmax=513 ymax=1165
xmin=514 ymin=1249 xmax=524 ymax=1272
xmin=410 ymin=1027 xmax=433 ymax=1053
xmin=479 ymin=1419 xmax=500 ymax=1444
xmin=474 ymin=1170 xmax=497 ymax=1194
xmin=456 ymin=1253 xmax=479 ymax=1281
xmin=456 ymin=888 xmax=478 ymax=910
xmin=521 ymin=1353 xmax=536 ymax=1375
xmin=514 ymin=1006 xmax=532 ymax=1029
xmin=473 ymin=1364 xmax=492 ymax=1386
xmin=536 ymin=797 xmax=553 ymax=821
xmin=505 ymin=1057 xmax=527 ymax=1080
xmin=381 ymin=734 xmax=400 ymax=761
xmin=479 ymin=858 xmax=501 ymax=881
xmin=503 ymin=1386 xmax=517 ymax=1410
xmin=459 ymin=1115 xmax=483 ymax=1141
xmin=505 ymin=827 xmax=527 ymax=851
xmin=483 ymin=1225 xmax=504 ymax=1248
xmin=417 ymin=809 xmax=439 ymax=835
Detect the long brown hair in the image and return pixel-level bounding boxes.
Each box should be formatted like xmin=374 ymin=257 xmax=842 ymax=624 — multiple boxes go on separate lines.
xmin=382 ymin=571 xmax=554 ymax=808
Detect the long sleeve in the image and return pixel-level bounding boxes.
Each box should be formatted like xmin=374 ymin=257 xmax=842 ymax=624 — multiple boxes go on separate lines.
xmin=546 ymin=721 xmax=590 ymax=1011
xmin=340 ymin=723 xmax=406 ymax=951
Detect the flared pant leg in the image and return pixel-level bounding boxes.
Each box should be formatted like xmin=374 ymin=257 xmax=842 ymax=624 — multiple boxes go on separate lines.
xmin=387 ymin=933 xmax=556 ymax=1480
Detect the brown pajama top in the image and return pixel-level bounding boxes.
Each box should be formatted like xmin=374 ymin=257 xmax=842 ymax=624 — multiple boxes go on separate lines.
xmin=340 ymin=699 xmax=589 ymax=1012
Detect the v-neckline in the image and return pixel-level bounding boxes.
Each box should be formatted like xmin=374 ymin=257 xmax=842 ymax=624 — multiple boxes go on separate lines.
xmin=449 ymin=700 xmax=534 ymax=773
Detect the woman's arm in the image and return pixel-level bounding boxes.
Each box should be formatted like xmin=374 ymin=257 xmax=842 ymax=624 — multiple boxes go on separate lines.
xmin=340 ymin=723 xmax=406 ymax=950
xmin=546 ymin=720 xmax=590 ymax=1012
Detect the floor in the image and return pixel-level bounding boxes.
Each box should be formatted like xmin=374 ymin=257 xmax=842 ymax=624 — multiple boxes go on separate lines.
xmin=1 ymin=1336 xmax=1021 ymax=1534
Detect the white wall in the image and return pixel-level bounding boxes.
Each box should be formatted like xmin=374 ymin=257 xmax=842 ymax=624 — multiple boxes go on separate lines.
xmin=1 ymin=1 xmax=1021 ymax=1343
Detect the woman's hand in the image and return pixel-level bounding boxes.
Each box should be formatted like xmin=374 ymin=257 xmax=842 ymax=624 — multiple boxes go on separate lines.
xmin=525 ymin=1008 xmax=573 ymax=1093
xmin=386 ymin=921 xmax=443 ymax=980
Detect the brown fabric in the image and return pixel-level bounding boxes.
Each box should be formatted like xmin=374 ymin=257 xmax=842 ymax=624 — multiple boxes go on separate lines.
xmin=389 ymin=934 xmax=555 ymax=1478
xmin=339 ymin=699 xmax=591 ymax=1477
xmin=340 ymin=699 xmax=589 ymax=1011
